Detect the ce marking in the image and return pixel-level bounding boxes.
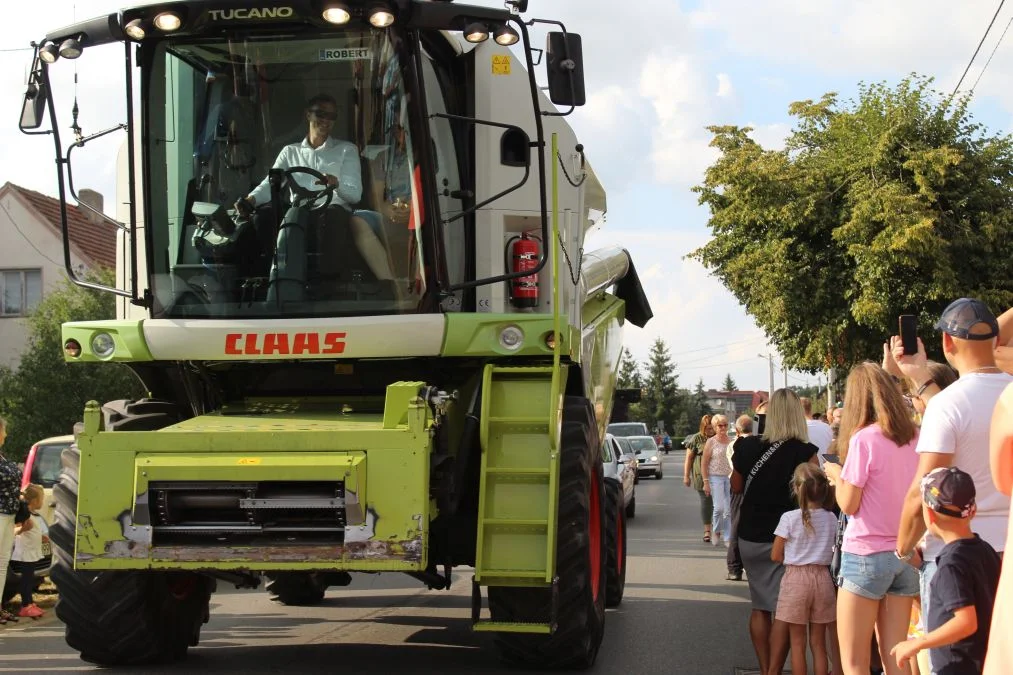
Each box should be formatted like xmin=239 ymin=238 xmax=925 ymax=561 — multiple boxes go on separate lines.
xmin=479 ymin=299 xmax=491 ymax=308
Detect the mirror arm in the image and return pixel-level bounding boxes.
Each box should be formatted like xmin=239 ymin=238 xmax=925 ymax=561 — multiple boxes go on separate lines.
xmin=65 ymin=124 xmax=130 ymax=232
xmin=431 ymin=113 xmax=531 ymax=225
xmin=525 ymin=18 xmax=576 ymax=117
xmin=447 ymin=19 xmax=549 ymax=293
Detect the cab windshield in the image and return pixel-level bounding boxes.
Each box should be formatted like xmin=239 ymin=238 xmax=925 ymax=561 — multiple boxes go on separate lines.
xmin=146 ymin=32 xmax=425 ymax=318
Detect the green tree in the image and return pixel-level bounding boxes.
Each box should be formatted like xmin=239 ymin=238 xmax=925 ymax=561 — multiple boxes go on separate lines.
xmin=691 ymin=76 xmax=1013 ymax=371
xmin=1 ymin=270 xmax=143 ymax=460
xmin=690 ymin=378 xmax=713 ymax=422
xmin=641 ymin=338 xmax=682 ymax=434
xmin=617 ymin=347 xmax=643 ymax=389
xmin=722 ymin=373 xmax=737 ymax=392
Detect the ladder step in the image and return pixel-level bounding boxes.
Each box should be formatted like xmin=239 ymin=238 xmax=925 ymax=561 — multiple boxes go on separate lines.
xmin=473 ymin=620 xmax=553 ymax=635
xmin=477 ymin=569 xmax=551 ymax=579
xmin=484 ymin=467 xmax=550 ymax=475
xmin=486 ymin=416 xmax=549 ymax=425
xmin=482 ymin=518 xmax=549 ymax=529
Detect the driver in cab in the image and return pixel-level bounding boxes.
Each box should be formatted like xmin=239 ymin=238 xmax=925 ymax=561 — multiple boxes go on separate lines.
xmin=234 ymin=93 xmax=393 ymax=283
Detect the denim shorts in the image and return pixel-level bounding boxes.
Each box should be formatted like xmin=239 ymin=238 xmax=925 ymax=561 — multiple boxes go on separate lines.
xmin=837 ymin=550 xmax=920 ymax=600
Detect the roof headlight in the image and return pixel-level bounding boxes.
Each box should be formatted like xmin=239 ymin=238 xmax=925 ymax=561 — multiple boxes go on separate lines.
xmin=39 ymin=42 xmax=59 ymax=64
xmin=464 ymin=22 xmax=489 ymax=44
xmin=91 ymin=332 xmax=116 ymax=359
xmin=368 ymin=3 xmax=396 ymax=28
xmin=59 ymin=37 xmax=83 ymax=59
xmin=322 ymin=3 xmax=352 ymax=25
xmin=153 ymin=12 xmax=182 ymax=32
xmin=493 ymin=24 xmax=519 ymax=46
xmin=124 ymin=19 xmax=147 ymax=41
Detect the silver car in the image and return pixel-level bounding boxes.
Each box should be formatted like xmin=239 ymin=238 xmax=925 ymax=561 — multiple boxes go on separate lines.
xmin=603 ymin=433 xmax=636 ymax=517
xmin=628 ymin=435 xmax=663 ymax=480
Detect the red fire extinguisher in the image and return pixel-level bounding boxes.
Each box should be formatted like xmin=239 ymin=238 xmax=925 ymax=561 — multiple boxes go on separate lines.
xmin=508 ymin=233 xmax=540 ymax=308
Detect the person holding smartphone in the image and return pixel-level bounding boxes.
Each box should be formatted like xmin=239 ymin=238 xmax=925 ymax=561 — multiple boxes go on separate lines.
xmin=893 ymin=298 xmax=1013 ymax=675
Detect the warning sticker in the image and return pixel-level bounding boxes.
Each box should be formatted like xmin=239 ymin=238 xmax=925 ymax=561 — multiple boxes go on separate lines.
xmin=492 ymin=54 xmax=511 ymax=75
xmin=319 ymin=48 xmax=372 ymax=61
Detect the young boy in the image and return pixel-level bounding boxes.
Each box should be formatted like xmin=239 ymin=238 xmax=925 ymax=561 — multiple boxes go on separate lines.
xmin=891 ymin=467 xmax=1001 ymax=674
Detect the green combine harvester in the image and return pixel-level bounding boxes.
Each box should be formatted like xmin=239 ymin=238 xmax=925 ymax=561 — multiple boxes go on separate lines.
xmin=19 ymin=0 xmax=651 ymax=667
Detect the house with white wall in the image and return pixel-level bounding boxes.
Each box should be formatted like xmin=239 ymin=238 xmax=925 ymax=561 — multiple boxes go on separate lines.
xmin=0 ymin=182 xmax=115 ymax=368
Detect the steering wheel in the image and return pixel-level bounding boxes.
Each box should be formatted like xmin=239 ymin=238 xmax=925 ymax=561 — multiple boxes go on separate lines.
xmin=283 ymin=166 xmax=336 ymax=212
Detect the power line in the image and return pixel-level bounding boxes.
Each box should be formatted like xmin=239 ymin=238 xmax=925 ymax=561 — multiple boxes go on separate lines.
xmin=971 ymin=11 xmax=1013 ymax=92
xmin=0 ymin=199 xmax=64 ymax=268
xmin=953 ymin=0 xmax=1006 ymax=96
xmin=0 ymin=47 xmax=32 ymax=53
xmin=667 ymin=335 xmax=766 ymax=358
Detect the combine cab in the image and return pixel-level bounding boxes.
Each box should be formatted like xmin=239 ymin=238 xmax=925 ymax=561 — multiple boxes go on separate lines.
xmin=19 ymin=0 xmax=651 ymax=667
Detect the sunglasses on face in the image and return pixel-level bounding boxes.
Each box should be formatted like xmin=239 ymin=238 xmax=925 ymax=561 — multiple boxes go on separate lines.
xmin=309 ymin=108 xmax=338 ymax=121
xmin=715 ymin=423 xmax=728 ymax=427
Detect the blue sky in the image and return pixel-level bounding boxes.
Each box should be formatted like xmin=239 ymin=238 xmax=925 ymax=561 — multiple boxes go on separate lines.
xmin=2 ymin=1 xmax=1011 ymax=392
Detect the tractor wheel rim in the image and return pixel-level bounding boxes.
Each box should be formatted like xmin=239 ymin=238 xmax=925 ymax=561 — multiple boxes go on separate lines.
xmin=589 ymin=475 xmax=602 ymax=602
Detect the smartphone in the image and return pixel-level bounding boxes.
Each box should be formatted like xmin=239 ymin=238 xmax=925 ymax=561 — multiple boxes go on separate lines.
xmin=821 ymin=454 xmax=841 ymax=465
xmin=899 ymin=314 xmax=918 ymax=355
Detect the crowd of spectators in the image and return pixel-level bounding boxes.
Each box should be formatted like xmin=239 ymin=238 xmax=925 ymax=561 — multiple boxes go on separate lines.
xmin=685 ymin=297 xmax=1013 ymax=675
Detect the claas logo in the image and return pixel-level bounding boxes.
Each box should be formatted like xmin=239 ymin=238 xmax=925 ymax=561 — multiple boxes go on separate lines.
xmin=224 ymin=332 xmax=346 ymax=355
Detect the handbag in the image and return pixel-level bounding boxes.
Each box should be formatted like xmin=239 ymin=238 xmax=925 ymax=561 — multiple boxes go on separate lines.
xmin=829 ymin=513 xmax=848 ymax=581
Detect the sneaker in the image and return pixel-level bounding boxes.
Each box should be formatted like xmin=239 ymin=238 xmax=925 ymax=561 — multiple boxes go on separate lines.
xmin=0 ymin=609 xmax=18 ymax=623
xmin=18 ymin=604 xmax=44 ymax=619
xmin=726 ymin=571 xmax=742 ymax=581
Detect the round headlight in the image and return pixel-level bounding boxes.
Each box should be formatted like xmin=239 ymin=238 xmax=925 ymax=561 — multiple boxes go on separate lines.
xmin=322 ymin=4 xmax=351 ymax=24
xmin=499 ymin=325 xmax=524 ymax=351
xmin=464 ymin=22 xmax=489 ymax=43
xmin=124 ymin=19 xmax=147 ymax=41
xmin=59 ymin=37 xmax=83 ymax=59
xmin=91 ymin=332 xmax=116 ymax=359
xmin=153 ymin=12 xmax=182 ymax=32
xmin=64 ymin=339 xmax=82 ymax=359
xmin=39 ymin=42 xmax=59 ymax=64
xmin=369 ymin=8 xmax=395 ymax=28
xmin=493 ymin=24 xmax=519 ymax=46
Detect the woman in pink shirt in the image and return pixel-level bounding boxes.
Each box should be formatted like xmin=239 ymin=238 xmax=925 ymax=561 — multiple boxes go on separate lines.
xmin=823 ymin=363 xmax=920 ymax=675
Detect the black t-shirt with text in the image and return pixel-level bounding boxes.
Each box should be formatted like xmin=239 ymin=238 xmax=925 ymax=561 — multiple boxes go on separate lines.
xmin=731 ymin=436 xmax=817 ymax=543
xmin=928 ymin=535 xmax=1001 ymax=675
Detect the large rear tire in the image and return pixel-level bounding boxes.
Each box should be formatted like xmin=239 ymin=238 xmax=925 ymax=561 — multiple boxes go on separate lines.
xmin=604 ymin=480 xmax=627 ymax=608
xmin=50 ymin=401 xmax=212 ymax=666
xmin=488 ymin=396 xmax=607 ymax=669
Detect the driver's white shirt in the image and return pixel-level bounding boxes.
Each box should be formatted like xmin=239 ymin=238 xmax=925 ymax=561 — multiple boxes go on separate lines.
xmin=247 ymin=136 xmax=362 ymax=210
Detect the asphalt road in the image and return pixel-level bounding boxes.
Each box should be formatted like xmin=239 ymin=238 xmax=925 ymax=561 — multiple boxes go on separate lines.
xmin=0 ymin=452 xmax=762 ymax=674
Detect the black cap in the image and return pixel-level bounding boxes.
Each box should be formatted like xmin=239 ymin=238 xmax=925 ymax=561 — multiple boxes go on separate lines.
xmin=934 ymin=298 xmax=999 ymax=341
xmin=921 ymin=467 xmax=976 ymax=518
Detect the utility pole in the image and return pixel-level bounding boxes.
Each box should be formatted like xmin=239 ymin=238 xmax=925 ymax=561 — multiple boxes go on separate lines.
xmin=759 ymin=352 xmax=776 ymax=398
xmin=783 ymin=365 xmax=788 ymax=389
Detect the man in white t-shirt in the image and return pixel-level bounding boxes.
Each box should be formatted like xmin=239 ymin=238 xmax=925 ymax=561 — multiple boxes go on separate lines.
xmin=894 ymin=298 xmax=1013 ymax=671
xmin=800 ymin=397 xmax=834 ymax=462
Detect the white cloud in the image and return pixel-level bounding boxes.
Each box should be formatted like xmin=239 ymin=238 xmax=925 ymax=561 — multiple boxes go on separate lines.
xmin=716 ymin=73 xmax=734 ymax=98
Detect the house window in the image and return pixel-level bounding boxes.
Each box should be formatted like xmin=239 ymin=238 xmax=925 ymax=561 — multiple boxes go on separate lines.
xmin=1 ymin=269 xmax=42 ymax=317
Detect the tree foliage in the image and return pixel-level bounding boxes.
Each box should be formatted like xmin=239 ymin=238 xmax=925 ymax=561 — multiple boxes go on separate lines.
xmin=617 ymin=348 xmax=643 ymax=389
xmin=691 ymin=76 xmax=1013 ymax=371
xmin=690 ymin=378 xmax=713 ymax=422
xmin=1 ymin=270 xmax=143 ymax=460
xmin=640 ymin=338 xmax=683 ymax=434
xmin=722 ymin=373 xmax=737 ymax=391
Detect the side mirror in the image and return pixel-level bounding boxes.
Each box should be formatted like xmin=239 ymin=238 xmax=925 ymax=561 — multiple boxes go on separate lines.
xmin=20 ymin=80 xmax=47 ymax=130
xmin=545 ymin=31 xmax=585 ymax=107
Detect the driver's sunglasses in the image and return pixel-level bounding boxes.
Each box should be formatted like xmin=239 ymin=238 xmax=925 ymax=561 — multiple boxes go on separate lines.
xmin=309 ymin=108 xmax=338 ymax=121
